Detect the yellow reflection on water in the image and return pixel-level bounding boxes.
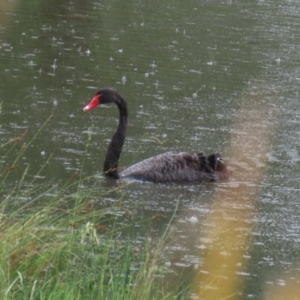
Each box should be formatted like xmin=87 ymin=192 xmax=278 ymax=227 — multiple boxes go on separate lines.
xmin=195 ymin=86 xmax=277 ymax=299
xmin=0 ymin=0 xmax=19 ymax=30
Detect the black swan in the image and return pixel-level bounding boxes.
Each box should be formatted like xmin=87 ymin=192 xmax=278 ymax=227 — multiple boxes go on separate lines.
xmin=83 ymin=88 xmax=232 ymax=183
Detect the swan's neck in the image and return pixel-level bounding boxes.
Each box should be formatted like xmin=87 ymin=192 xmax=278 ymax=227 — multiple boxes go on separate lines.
xmin=103 ymin=98 xmax=128 ymax=178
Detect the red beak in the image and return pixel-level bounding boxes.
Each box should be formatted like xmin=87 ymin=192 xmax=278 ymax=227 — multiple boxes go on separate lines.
xmin=83 ymin=94 xmax=101 ymax=112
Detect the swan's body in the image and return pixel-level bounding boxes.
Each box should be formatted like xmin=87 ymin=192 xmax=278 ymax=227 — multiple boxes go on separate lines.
xmin=83 ymin=88 xmax=231 ymax=183
xmin=119 ymin=151 xmax=228 ymax=183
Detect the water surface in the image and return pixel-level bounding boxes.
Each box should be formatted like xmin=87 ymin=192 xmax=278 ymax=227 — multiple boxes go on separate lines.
xmin=1 ymin=0 xmax=300 ymax=298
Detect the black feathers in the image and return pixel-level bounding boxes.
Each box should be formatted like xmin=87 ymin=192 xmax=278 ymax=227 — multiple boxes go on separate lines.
xmin=84 ymin=88 xmax=232 ymax=183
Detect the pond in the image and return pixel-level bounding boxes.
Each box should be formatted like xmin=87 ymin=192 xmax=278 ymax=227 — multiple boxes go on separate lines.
xmin=1 ymin=0 xmax=300 ymax=298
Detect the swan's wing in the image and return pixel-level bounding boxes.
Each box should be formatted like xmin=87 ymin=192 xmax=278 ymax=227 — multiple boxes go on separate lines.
xmin=119 ymin=151 xmax=229 ymax=183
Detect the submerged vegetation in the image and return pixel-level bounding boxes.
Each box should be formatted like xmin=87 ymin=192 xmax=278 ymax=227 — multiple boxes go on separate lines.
xmin=0 ymin=119 xmax=188 ymax=300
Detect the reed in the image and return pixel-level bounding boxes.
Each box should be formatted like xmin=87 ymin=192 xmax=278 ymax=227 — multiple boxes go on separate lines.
xmin=0 ymin=118 xmax=186 ymax=300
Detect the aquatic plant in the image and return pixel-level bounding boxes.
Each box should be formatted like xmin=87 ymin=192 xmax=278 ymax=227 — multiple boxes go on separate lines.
xmin=0 ymin=117 xmax=188 ymax=300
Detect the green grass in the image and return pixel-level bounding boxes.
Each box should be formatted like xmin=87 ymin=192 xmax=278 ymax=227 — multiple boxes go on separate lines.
xmin=0 ymin=203 xmax=178 ymax=300
xmin=0 ymin=117 xmax=189 ymax=300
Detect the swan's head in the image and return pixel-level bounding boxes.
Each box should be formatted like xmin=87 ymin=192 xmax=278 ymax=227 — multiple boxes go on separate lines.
xmin=83 ymin=88 xmax=121 ymax=112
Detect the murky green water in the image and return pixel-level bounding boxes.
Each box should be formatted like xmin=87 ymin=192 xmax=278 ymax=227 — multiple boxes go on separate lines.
xmin=1 ymin=0 xmax=300 ymax=298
